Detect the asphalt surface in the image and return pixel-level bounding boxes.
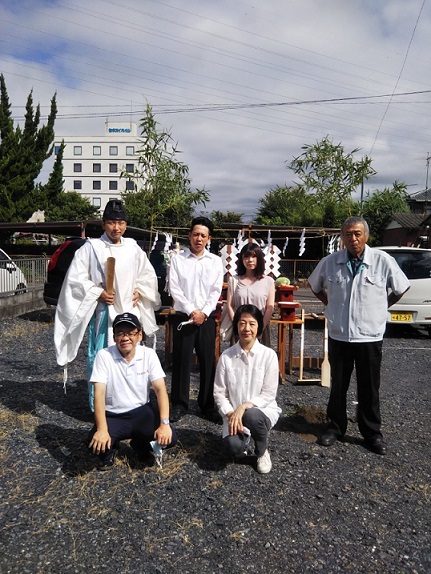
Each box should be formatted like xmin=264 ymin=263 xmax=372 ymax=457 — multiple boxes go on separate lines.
xmin=0 ymin=298 xmax=430 ymax=574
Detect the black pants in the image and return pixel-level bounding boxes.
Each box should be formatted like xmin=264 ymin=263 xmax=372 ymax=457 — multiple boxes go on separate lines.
xmin=170 ymin=312 xmax=216 ymax=412
xmin=327 ymin=338 xmax=383 ymax=439
xmin=224 ymin=408 xmax=272 ymax=458
xmin=88 ymin=403 xmax=178 ymax=464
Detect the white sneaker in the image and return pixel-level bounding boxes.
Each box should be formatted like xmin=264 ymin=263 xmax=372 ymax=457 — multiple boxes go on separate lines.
xmin=257 ymin=449 xmax=272 ymax=474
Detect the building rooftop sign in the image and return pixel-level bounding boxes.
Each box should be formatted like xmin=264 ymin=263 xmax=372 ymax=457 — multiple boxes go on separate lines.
xmin=105 ymin=122 xmax=137 ymax=136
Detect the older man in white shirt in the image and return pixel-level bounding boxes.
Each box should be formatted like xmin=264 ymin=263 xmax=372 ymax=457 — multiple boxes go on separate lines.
xmin=308 ymin=216 xmax=410 ymax=455
xmin=168 ymin=217 xmax=223 ymax=422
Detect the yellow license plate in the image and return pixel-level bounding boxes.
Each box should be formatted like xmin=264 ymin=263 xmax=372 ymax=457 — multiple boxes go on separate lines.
xmin=391 ymin=313 xmax=413 ymax=322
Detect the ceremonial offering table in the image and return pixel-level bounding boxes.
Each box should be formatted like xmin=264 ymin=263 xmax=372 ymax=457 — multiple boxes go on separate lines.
xmin=271 ymin=285 xmax=301 ymax=383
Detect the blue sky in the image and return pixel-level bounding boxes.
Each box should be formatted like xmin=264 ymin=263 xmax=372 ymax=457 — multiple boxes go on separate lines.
xmin=1 ymin=0 xmax=430 ymax=221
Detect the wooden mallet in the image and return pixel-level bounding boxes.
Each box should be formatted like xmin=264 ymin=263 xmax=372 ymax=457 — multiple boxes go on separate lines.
xmin=106 ymin=257 xmax=115 ymax=295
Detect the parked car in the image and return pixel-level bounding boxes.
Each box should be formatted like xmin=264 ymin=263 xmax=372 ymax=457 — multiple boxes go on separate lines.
xmin=377 ymin=246 xmax=431 ymax=336
xmin=0 ymin=248 xmax=28 ymax=295
xmin=43 ymin=237 xmax=86 ymax=306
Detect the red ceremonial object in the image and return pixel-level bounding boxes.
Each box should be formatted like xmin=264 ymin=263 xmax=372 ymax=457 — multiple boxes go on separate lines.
xmin=275 ymin=284 xmax=300 ymax=322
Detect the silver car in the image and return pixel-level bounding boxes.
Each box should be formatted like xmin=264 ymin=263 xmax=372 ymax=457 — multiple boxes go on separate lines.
xmin=377 ymin=246 xmax=431 ymax=337
xmin=0 ymin=248 xmax=28 ymax=295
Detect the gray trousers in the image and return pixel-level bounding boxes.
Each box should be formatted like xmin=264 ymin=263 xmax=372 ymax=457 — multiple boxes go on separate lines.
xmin=224 ymin=408 xmax=271 ymax=458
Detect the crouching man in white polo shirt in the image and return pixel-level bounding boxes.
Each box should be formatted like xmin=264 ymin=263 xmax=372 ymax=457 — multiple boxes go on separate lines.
xmin=88 ymin=312 xmax=177 ymax=470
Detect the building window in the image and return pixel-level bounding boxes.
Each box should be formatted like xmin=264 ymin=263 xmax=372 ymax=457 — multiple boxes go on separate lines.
xmin=125 ymin=163 xmax=134 ymax=172
xmin=125 ymin=181 xmax=135 ymax=191
xmin=93 ymin=146 xmax=101 ymax=156
xmin=73 ymin=163 xmax=82 ymax=173
xmin=93 ymin=180 xmax=101 ymax=190
xmin=109 ymin=163 xmax=118 ymax=173
xmin=73 ymin=180 xmax=82 ymax=190
xmin=93 ymin=163 xmax=101 ymax=173
xmin=126 ymin=146 xmax=135 ymax=156
xmin=109 ymin=181 xmax=118 ymax=191
xmin=109 ymin=146 xmax=118 ymax=156
xmin=55 ymin=145 xmax=61 ymax=155
xmin=92 ymin=198 xmax=101 ymax=208
xmin=74 ymin=146 xmax=82 ymax=155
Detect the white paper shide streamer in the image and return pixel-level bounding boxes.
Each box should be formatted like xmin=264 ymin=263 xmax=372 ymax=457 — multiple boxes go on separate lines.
xmin=298 ymin=228 xmax=306 ymax=257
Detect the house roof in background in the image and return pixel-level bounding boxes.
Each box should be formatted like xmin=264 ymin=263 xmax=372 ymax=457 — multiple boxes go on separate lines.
xmin=387 ymin=213 xmax=431 ymax=229
xmin=408 ymin=188 xmax=431 ymax=202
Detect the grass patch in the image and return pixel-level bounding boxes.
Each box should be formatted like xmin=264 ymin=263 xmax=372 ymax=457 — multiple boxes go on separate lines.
xmin=0 ymin=406 xmax=39 ymax=440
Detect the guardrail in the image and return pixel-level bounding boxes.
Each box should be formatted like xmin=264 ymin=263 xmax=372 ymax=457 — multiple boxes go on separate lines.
xmin=0 ymin=256 xmax=49 ymax=298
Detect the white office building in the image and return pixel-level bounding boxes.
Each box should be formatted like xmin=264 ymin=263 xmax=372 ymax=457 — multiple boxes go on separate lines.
xmin=55 ymin=121 xmax=141 ymax=214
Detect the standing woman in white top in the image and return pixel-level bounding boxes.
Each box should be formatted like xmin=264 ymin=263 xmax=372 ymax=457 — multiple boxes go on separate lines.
xmin=226 ymin=243 xmax=275 ymax=346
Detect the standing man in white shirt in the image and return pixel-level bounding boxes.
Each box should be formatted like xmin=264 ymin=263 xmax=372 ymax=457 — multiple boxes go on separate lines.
xmin=308 ymin=216 xmax=410 ymax=455
xmin=168 ymin=217 xmax=223 ymax=422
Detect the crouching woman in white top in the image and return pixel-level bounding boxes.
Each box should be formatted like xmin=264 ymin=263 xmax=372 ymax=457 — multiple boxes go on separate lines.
xmin=214 ymin=304 xmax=281 ymax=474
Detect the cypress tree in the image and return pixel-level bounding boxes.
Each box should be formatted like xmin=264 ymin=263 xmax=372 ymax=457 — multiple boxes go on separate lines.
xmin=0 ymin=74 xmax=57 ymax=222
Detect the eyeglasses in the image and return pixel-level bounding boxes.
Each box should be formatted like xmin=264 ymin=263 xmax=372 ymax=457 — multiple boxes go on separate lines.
xmin=114 ymin=330 xmax=140 ymax=339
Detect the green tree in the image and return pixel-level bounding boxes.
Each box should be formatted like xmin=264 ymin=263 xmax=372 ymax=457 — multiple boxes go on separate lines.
xmin=362 ymin=181 xmax=410 ymax=245
xmin=209 ymin=209 xmax=244 ymax=243
xmin=211 ymin=209 xmax=244 ymax=229
xmin=41 ymin=140 xmax=65 ymax=206
xmin=0 ymin=74 xmax=18 ymax=221
xmin=256 ymin=185 xmax=324 ymax=226
xmin=45 ymin=191 xmax=100 ymax=221
xmin=211 ymin=210 xmax=244 ymax=226
xmin=288 ymin=136 xmax=375 ymax=225
xmin=121 ymin=104 xmax=209 ymax=234
xmin=0 ymin=74 xmax=57 ymax=222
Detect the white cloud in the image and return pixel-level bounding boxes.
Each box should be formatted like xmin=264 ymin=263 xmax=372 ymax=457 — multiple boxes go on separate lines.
xmin=1 ymin=0 xmax=430 ymax=220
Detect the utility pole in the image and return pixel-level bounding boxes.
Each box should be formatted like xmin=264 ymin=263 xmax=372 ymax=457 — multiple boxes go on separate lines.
xmin=426 ymin=152 xmax=430 ymax=191
xmin=426 ymin=153 xmax=430 ymax=217
xmin=425 ymin=154 xmax=430 ymax=248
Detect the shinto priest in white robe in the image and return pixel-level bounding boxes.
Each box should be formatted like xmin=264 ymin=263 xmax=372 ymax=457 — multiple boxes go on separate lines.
xmin=54 ymin=233 xmax=161 ymax=402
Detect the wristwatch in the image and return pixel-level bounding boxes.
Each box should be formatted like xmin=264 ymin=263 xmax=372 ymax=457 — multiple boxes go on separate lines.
xmin=161 ymin=418 xmax=170 ymax=425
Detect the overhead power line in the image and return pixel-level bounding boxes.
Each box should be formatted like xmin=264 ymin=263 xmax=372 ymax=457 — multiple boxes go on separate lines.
xmin=369 ymin=0 xmax=427 ymax=155
xmin=11 ymin=89 xmax=431 ymax=122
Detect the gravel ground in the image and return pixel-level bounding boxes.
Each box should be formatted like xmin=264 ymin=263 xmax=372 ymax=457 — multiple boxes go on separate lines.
xmin=0 ymin=294 xmax=430 ymax=574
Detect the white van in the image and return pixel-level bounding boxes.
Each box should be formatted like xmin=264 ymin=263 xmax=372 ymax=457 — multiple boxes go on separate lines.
xmin=0 ymin=248 xmax=28 ymax=295
xmin=377 ymin=246 xmax=431 ymax=337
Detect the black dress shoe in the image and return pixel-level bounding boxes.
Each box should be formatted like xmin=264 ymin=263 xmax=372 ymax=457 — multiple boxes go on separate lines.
xmin=365 ymin=436 xmax=387 ymax=455
xmin=97 ymin=450 xmax=115 ymax=471
xmin=170 ymin=404 xmax=186 ymax=422
xmin=318 ymin=431 xmax=339 ymax=447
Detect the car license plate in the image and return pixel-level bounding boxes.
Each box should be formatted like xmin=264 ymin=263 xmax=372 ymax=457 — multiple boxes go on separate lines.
xmin=391 ymin=313 xmax=413 ymax=322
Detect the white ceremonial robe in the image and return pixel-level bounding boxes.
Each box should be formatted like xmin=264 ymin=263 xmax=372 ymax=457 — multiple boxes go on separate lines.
xmin=54 ymin=233 xmax=160 ymax=367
